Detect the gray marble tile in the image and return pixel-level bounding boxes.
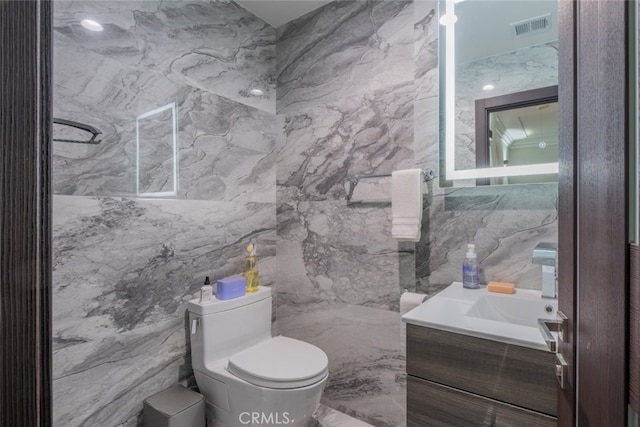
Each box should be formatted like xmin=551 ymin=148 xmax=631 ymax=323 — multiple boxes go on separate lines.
xmin=276 ymin=0 xmax=415 ymax=203
xmin=54 ymin=318 xmax=189 ymax=427
xmin=413 ymin=0 xmax=439 ymax=171
xmin=54 ymin=61 xmax=276 ymax=202
xmin=277 ymin=200 xmax=403 ymax=311
xmin=54 ymin=0 xmax=276 ymax=113
xmin=52 ymin=45 xmax=162 ymax=196
xmin=276 ymin=84 xmax=415 ymax=203
xmin=277 ymin=303 xmax=405 ymax=427
xmin=312 ymin=404 xmax=374 ymax=427
xmin=54 ymin=0 xmax=277 ymax=201
xmin=204 ymin=403 xmax=373 ymax=427
xmin=416 ymin=185 xmax=558 ymax=294
xmin=52 ymin=195 xmax=276 ymax=426
xmin=277 ymin=1 xmax=413 ymax=106
xmin=176 ymin=89 xmax=277 ymax=202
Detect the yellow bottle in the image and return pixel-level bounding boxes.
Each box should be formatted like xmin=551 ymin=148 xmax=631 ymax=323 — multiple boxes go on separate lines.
xmin=244 ymin=243 xmax=259 ymax=293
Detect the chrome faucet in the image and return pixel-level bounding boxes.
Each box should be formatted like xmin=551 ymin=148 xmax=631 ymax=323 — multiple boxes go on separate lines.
xmin=532 ymin=242 xmax=557 ymax=299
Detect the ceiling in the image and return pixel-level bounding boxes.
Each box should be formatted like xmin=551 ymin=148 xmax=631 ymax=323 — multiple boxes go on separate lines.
xmin=235 ymin=1 xmax=557 ymax=53
xmin=235 ymin=0 xmax=333 ymax=28
xmin=455 ymin=0 xmax=558 ymax=63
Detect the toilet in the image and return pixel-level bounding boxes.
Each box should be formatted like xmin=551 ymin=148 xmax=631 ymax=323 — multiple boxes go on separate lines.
xmin=187 ymin=286 xmax=328 ymax=427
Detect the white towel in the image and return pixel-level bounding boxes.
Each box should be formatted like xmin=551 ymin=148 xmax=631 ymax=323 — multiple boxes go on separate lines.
xmin=391 ymin=169 xmax=423 ymax=242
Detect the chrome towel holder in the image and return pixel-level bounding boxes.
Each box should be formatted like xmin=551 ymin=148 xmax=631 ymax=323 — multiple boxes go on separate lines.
xmin=53 ymin=118 xmax=102 ymax=144
xmin=345 ymin=168 xmax=435 ymax=203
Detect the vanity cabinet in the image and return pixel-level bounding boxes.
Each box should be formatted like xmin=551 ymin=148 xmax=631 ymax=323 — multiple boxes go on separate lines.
xmin=406 ymin=324 xmax=557 ymax=426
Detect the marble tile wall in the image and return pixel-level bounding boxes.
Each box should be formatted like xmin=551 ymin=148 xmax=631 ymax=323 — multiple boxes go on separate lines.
xmin=52 ymin=1 xmax=276 ymax=426
xmin=276 ymin=1 xmax=557 ymax=426
xmin=53 ymin=0 xmax=276 ymax=199
xmin=276 ymin=2 xmax=414 ymax=425
xmin=53 ymin=196 xmax=276 ymax=426
xmin=415 ymin=185 xmax=558 ymax=296
xmin=276 ymin=0 xmax=414 ymax=306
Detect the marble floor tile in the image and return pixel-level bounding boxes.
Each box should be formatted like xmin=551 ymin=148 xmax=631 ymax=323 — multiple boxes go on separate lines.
xmin=204 ymin=403 xmax=373 ymax=427
xmin=312 ymin=404 xmax=374 ymax=427
xmin=277 ymin=303 xmax=406 ymax=427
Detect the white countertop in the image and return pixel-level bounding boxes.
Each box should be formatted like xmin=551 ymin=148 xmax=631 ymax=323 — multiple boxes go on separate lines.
xmin=401 ymin=282 xmax=557 ymax=351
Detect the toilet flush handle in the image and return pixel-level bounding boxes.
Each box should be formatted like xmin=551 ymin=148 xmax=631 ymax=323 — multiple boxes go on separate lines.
xmin=191 ymin=318 xmax=199 ymax=335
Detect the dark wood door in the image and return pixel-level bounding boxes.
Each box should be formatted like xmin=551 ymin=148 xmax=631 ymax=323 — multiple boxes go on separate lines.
xmin=558 ymin=0 xmax=630 ymax=425
xmin=557 ymin=0 xmax=577 ymax=424
xmin=0 ymin=1 xmax=53 ymax=425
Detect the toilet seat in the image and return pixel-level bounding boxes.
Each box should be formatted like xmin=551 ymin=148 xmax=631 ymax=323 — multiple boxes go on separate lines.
xmin=226 ymin=336 xmax=328 ymax=389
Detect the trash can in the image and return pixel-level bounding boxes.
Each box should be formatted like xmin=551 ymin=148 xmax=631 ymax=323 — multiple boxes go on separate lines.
xmin=144 ymin=384 xmax=205 ymax=427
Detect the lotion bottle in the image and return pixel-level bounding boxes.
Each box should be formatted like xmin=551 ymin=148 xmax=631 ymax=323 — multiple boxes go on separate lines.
xmin=462 ymin=244 xmax=480 ymax=289
xmin=244 ymin=243 xmax=259 ymax=293
xmin=200 ymin=276 xmax=213 ymax=303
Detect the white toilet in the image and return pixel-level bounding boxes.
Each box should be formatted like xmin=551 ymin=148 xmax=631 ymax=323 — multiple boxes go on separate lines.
xmin=187 ymin=286 xmax=328 ymax=427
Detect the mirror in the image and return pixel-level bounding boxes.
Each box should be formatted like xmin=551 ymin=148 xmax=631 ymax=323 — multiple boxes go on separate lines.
xmin=475 ymin=85 xmax=558 ymax=185
xmin=439 ymin=0 xmax=559 ymax=185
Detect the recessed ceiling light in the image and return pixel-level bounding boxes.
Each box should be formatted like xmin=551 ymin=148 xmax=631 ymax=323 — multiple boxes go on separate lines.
xmin=539 ymin=141 xmax=547 ymax=149
xmin=249 ymin=88 xmax=264 ymax=96
xmin=439 ymin=14 xmax=458 ymax=26
xmin=81 ymin=19 xmax=103 ymax=32
xmin=482 ymin=84 xmax=495 ymax=91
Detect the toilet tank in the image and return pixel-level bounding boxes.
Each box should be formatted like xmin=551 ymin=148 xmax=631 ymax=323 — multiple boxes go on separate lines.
xmin=188 ymin=286 xmax=272 ymax=372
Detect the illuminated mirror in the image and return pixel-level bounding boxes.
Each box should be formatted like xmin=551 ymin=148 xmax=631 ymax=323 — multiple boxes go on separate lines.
xmin=439 ymin=0 xmax=559 ymax=185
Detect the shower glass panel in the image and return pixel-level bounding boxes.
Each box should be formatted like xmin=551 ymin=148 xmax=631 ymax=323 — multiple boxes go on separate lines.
xmin=136 ymin=102 xmax=178 ymax=197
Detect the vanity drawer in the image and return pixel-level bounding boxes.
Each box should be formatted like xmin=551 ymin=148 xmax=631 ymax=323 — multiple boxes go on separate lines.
xmin=407 ymin=376 xmax=557 ymax=427
xmin=407 ymin=324 xmax=557 ymax=416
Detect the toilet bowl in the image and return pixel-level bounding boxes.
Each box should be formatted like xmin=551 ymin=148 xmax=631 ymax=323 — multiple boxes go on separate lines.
xmin=188 ymin=286 xmax=328 ymax=427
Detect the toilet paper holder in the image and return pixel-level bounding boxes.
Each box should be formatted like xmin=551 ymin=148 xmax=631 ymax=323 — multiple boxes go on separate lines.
xmin=400 ymin=290 xmax=428 ymax=315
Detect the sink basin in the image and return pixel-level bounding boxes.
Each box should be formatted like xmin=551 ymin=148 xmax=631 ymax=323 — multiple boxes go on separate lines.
xmin=401 ymin=282 xmax=558 ymax=351
xmin=467 ymin=292 xmax=556 ymax=327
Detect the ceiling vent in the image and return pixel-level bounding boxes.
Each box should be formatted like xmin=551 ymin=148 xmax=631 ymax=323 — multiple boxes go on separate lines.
xmin=510 ymin=14 xmax=551 ymax=37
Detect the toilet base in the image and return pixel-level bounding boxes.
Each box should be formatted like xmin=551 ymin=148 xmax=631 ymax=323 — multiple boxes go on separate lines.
xmin=205 ymin=401 xmax=320 ymax=427
xmin=197 ymin=368 xmax=327 ymax=427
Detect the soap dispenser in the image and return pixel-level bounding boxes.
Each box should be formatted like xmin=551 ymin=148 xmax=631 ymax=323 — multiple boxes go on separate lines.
xmin=244 ymin=243 xmax=259 ymax=293
xmin=462 ymin=244 xmax=480 ymax=289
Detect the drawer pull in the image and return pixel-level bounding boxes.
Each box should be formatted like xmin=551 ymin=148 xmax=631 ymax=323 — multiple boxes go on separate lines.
xmin=556 ymin=353 xmax=568 ymax=389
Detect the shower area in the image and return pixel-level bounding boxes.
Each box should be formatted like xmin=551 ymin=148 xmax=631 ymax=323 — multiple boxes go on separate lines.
xmin=52 ymin=1 xmax=277 ymax=425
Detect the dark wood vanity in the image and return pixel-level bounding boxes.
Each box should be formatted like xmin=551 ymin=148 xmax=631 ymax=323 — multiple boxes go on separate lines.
xmin=406 ymin=324 xmax=557 ymax=426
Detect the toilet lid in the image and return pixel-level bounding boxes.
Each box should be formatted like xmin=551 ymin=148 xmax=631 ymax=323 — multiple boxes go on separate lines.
xmin=226 ymin=336 xmax=328 ymax=389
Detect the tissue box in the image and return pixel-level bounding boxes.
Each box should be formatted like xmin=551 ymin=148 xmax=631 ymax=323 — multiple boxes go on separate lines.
xmin=216 ymin=276 xmax=246 ymax=300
